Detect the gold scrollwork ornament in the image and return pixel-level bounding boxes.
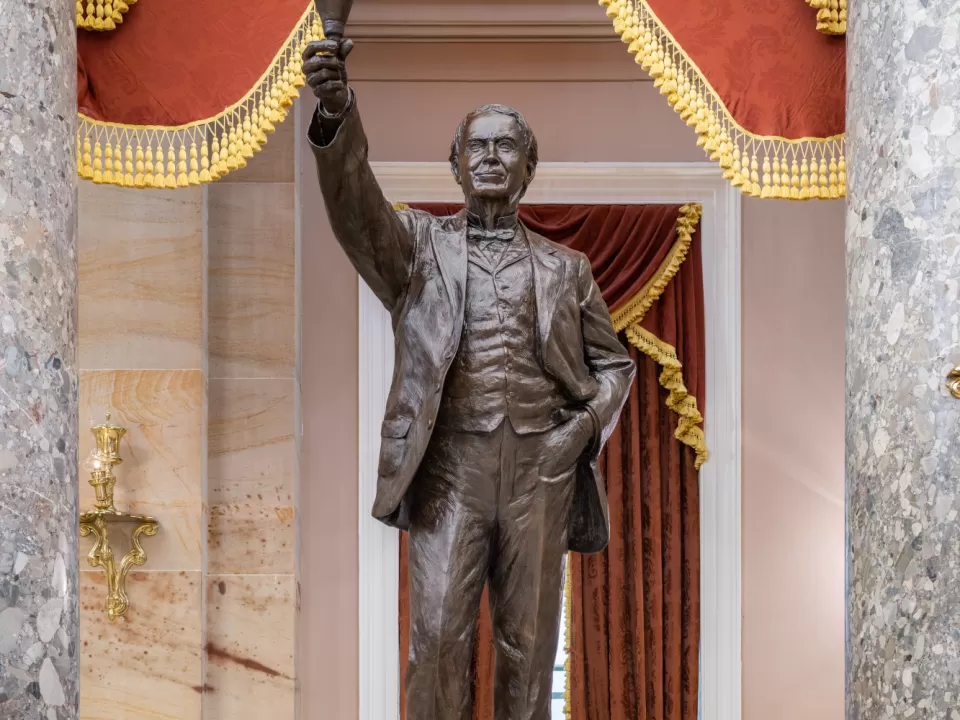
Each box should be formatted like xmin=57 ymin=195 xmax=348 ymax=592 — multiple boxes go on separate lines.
xmin=947 ymin=367 xmax=960 ymax=399
xmin=79 ymin=414 xmax=159 ymax=621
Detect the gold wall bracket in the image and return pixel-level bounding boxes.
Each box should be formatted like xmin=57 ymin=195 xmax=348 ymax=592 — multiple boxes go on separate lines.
xmin=79 ymin=414 xmax=159 ymax=621
xmin=949 ymin=367 xmax=960 ymax=399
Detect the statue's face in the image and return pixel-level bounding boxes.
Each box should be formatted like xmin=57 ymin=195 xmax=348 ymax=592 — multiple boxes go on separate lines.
xmin=457 ymin=112 xmax=528 ymax=201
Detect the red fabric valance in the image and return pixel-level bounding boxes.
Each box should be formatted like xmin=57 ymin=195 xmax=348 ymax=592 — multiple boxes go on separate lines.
xmin=75 ymin=1 xmax=322 ymax=188
xmin=77 ymin=0 xmax=311 ymax=125
xmin=645 ymin=0 xmax=844 ymax=140
xmin=75 ymin=0 xmax=845 ymax=197
xmin=600 ymin=0 xmax=845 ymax=198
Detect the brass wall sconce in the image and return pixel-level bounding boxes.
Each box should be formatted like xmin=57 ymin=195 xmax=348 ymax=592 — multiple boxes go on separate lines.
xmin=948 ymin=367 xmax=960 ymax=399
xmin=80 ymin=414 xmax=159 ymax=621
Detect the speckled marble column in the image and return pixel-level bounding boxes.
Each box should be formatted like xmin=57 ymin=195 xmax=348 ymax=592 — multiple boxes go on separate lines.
xmin=846 ymin=2 xmax=960 ymax=719
xmin=0 ymin=3 xmax=79 ymax=719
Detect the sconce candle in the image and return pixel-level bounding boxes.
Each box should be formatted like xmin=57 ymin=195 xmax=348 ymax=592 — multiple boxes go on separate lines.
xmin=80 ymin=414 xmax=159 ymax=621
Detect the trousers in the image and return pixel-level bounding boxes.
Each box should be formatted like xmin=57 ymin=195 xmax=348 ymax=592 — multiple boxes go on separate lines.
xmin=405 ymin=418 xmax=577 ymax=720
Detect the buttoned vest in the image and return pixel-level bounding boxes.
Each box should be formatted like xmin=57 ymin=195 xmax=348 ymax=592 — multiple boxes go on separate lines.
xmin=437 ymin=234 xmax=566 ymax=434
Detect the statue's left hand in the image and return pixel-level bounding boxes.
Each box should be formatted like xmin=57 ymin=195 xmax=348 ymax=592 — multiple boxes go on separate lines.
xmin=541 ymin=412 xmax=594 ymax=476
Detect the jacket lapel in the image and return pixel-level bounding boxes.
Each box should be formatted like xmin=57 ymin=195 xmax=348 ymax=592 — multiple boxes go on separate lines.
xmin=528 ymin=228 xmax=566 ymax=352
xmin=431 ymin=218 xmax=565 ymax=350
xmin=431 ymin=211 xmax=468 ymax=314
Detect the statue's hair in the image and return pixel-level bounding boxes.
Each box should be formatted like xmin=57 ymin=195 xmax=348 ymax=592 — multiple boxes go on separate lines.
xmin=448 ymin=104 xmax=539 ymax=181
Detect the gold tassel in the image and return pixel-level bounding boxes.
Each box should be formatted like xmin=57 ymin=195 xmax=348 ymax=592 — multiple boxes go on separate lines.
xmin=808 ymin=0 xmax=846 ymax=34
xmin=260 ymin=110 xmax=276 ymax=135
xmin=251 ymin=110 xmax=268 ymax=144
xmin=188 ymin=143 xmax=201 ymax=185
xmin=80 ymin=137 xmax=93 ymax=179
xmin=92 ymin=141 xmax=103 ymax=184
xmin=226 ymin=128 xmax=239 ymax=171
xmin=102 ymin=143 xmax=114 ymax=184
xmin=77 ymin=0 xmax=135 ymax=31
xmin=730 ymin=148 xmax=744 ymax=188
xmin=789 ymin=160 xmax=801 ymax=199
xmin=177 ymin=145 xmax=189 ymax=187
xmin=165 ymin=146 xmax=177 ymax=188
xmin=199 ymin=141 xmax=212 ymax=183
xmin=280 ymin=70 xmax=295 ymax=108
xmin=144 ymin=145 xmax=155 ymax=188
xmin=123 ymin=143 xmax=134 ymax=186
xmin=210 ymin=137 xmax=223 ymax=180
xmin=241 ymin=117 xmax=256 ymax=157
xmin=134 ymin=144 xmax=145 ymax=188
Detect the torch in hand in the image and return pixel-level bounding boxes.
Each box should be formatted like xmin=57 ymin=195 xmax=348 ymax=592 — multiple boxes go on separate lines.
xmin=315 ymin=0 xmax=353 ymax=43
xmin=304 ymin=0 xmax=355 ymax=115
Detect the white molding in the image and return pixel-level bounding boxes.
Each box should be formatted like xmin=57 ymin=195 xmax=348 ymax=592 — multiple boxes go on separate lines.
xmin=358 ymin=162 xmax=742 ymax=720
xmin=348 ymin=2 xmax=614 ymax=42
xmin=358 ymin=279 xmax=400 ymax=720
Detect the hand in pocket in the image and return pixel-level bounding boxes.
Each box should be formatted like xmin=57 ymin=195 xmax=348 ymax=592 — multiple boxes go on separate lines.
xmin=540 ymin=411 xmax=594 ymax=477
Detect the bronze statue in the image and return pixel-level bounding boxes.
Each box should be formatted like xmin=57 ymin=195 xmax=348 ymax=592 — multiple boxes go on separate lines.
xmin=304 ymin=33 xmax=635 ymax=720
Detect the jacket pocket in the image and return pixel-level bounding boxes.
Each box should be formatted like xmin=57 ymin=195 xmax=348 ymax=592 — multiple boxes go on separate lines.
xmin=378 ymin=416 xmax=412 ymax=476
xmin=381 ymin=416 xmax=412 ymax=439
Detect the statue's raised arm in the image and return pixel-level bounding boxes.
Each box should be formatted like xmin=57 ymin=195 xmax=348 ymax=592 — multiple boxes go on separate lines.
xmin=303 ymin=29 xmax=415 ymax=313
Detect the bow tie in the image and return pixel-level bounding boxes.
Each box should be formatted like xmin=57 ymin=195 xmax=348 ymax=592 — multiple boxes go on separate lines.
xmin=465 ymin=210 xmax=520 ymax=243
xmin=467 ymin=226 xmax=517 ymax=242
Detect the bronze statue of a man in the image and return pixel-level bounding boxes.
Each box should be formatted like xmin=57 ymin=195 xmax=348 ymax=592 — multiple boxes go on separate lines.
xmin=304 ymin=36 xmax=635 ymax=719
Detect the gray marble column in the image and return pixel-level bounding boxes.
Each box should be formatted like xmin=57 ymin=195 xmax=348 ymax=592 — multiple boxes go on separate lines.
xmin=0 ymin=3 xmax=79 ymax=719
xmin=846 ymin=2 xmax=960 ymax=719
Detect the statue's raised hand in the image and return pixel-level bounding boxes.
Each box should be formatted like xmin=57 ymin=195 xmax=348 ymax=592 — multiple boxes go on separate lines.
xmin=303 ymin=37 xmax=354 ymax=116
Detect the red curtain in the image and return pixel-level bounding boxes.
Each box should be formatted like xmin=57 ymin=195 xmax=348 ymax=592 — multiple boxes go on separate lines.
xmin=398 ymin=203 xmax=702 ymax=720
xmin=568 ymin=342 xmax=700 ymax=719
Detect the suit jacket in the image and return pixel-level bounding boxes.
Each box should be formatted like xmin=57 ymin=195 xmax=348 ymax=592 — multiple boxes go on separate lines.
xmin=309 ymin=100 xmax=635 ymax=553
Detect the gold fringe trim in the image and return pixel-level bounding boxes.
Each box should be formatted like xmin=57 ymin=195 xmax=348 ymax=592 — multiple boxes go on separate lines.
xmin=624 ymin=324 xmax=708 ymax=468
xmin=77 ymin=0 xmax=137 ymax=32
xmin=77 ymin=2 xmax=323 ymax=188
xmin=599 ymin=0 xmax=845 ymax=200
xmin=563 ymin=559 xmax=572 ymax=720
xmin=806 ymin=0 xmax=847 ymax=35
xmin=610 ymin=203 xmax=700 ymax=333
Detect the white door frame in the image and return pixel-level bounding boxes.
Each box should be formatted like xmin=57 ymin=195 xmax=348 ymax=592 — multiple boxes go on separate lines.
xmin=358 ymin=162 xmax=742 ymax=720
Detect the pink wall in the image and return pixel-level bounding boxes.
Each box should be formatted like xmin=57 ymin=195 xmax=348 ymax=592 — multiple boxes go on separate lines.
xmin=300 ymin=19 xmax=845 ymax=719
xmin=741 ymin=200 xmax=845 ymax=720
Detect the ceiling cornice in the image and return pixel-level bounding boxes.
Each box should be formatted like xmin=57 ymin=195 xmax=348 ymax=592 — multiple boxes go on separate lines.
xmin=347 ymin=2 xmax=617 ymax=43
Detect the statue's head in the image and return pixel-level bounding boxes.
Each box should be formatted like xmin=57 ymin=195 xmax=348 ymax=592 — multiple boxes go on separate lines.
xmin=449 ymin=105 xmax=538 ymax=205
